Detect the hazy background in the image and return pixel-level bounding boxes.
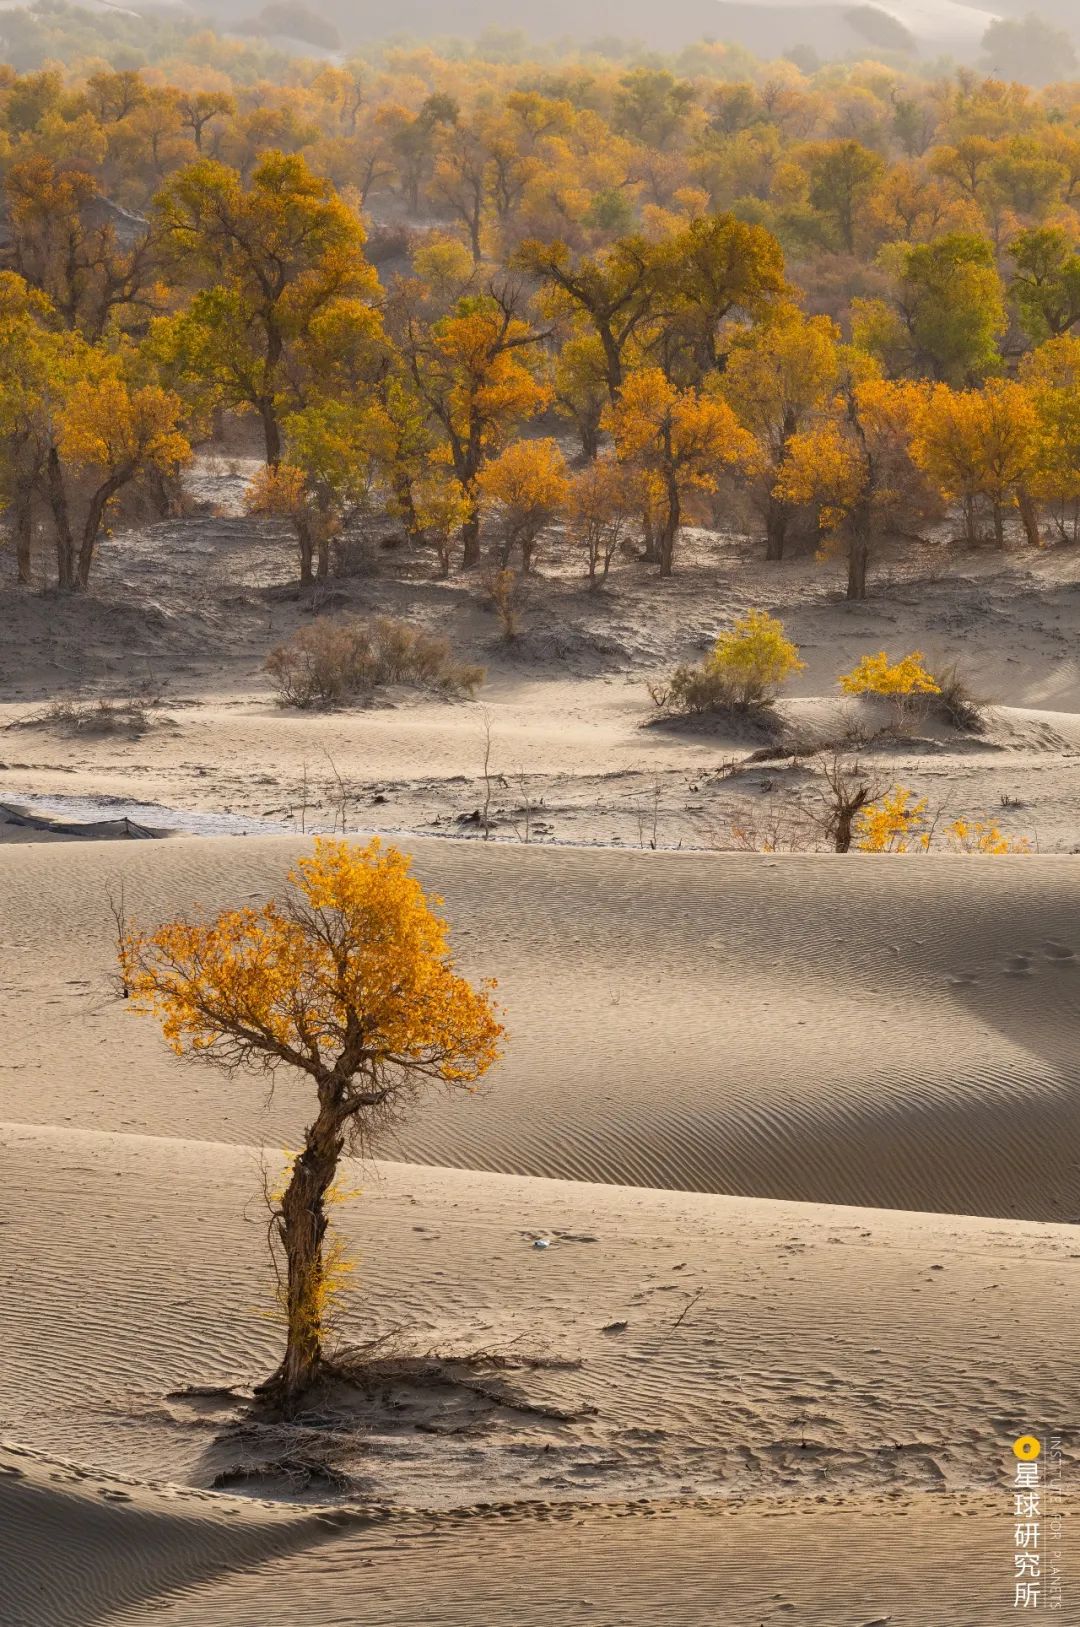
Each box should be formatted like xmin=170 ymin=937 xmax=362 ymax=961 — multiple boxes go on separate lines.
xmin=0 ymin=0 xmax=1078 ymax=81
xmin=218 ymin=0 xmax=1078 ymax=66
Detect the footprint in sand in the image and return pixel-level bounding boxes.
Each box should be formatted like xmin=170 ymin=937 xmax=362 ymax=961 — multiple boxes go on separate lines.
xmin=1004 ymin=954 xmax=1035 ymax=976
xmin=1042 ymin=941 xmax=1076 ymax=962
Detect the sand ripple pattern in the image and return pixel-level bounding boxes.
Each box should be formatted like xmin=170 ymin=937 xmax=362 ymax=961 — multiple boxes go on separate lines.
xmin=3 ymin=838 xmax=1080 ymax=1219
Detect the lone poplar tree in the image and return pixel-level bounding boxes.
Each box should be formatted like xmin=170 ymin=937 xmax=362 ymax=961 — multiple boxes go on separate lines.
xmin=122 ymin=839 xmax=503 ymax=1412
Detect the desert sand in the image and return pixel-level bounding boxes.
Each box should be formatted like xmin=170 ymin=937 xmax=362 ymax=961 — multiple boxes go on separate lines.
xmin=3 ymin=491 xmax=1079 ymax=1624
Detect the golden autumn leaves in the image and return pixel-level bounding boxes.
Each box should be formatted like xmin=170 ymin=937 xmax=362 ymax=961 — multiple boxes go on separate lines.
xmin=122 ymin=837 xmax=503 ymax=1087
xmin=123 ymin=837 xmax=503 ymax=1406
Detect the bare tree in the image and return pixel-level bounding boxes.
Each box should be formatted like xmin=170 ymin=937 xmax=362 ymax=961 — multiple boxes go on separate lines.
xmin=813 ymin=753 xmax=884 ymax=853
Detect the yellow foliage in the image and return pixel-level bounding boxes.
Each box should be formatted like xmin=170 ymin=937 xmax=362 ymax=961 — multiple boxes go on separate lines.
xmin=773 ymin=376 xmax=924 ymax=537
xmin=476 ymin=437 xmax=569 ymax=516
xmin=855 ymin=786 xmax=929 ymax=852
xmin=245 ymin=462 xmax=309 ymax=521
xmin=774 ymin=417 xmax=862 ymax=527
xmin=722 ymin=305 xmax=840 ymax=455
xmin=706 ymin=609 xmax=805 ymax=707
xmin=908 ymin=379 xmax=1039 ymax=538
xmin=123 ymin=837 xmax=504 ymax=1085
xmin=565 ymin=456 xmax=639 ymax=583
xmin=58 ymin=376 xmax=191 ymax=475
xmin=412 ymin=470 xmax=471 ymax=573
xmin=943 ymin=820 xmax=1031 ymax=854
xmin=432 ymin=306 xmax=551 ymax=448
xmin=476 ymin=437 xmax=569 ymax=569
xmin=838 ymin=650 xmax=941 ymax=701
xmin=604 ymin=367 xmax=755 ymax=487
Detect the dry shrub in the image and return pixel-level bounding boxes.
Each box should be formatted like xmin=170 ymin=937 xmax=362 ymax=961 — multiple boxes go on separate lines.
xmin=266 ymin=615 xmax=484 ymax=709
xmin=483 ymin=567 xmax=522 ymax=641
xmin=648 ymin=664 xmax=735 ymax=715
xmin=931 ymin=660 xmax=985 ymax=731
xmin=649 ymin=611 xmax=803 ymax=717
xmin=23 ymin=682 xmax=167 ymax=737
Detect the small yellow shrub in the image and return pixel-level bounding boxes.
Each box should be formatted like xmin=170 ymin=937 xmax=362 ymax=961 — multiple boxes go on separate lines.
xmin=705 ymin=610 xmax=805 ymax=709
xmin=855 ymin=785 xmax=929 ymax=852
xmin=943 ymin=820 xmax=1031 ymax=854
xmin=653 ymin=609 xmax=803 ymax=715
xmin=839 ymin=650 xmax=940 ymax=725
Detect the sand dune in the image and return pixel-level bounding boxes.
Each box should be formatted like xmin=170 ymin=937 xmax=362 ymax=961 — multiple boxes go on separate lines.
xmin=4 ymin=1128 xmax=1075 ymax=1622
xmin=4 ymin=684 xmax=1080 ymax=855
xmin=5 ymin=832 xmax=1079 ymax=1622
xmin=6 ymin=1123 xmax=1074 ymax=1502
xmin=0 ymin=1448 xmax=1021 ymax=1627
xmin=4 ymin=835 xmax=1080 ymax=1219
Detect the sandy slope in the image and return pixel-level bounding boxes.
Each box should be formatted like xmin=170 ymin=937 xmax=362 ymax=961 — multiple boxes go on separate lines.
xmin=0 ymin=1447 xmax=1030 ymax=1627
xmin=7 ymin=501 xmax=1080 ymax=855
xmin=4 ymin=831 xmax=1079 ymax=1621
xmin=6 ymin=1124 xmax=1075 ymax=1503
xmin=3 ymin=1128 xmax=1076 ymax=1623
xmin=4 ymin=835 xmax=1080 ymax=1218
xmin=3 ymin=684 xmax=1079 ymax=854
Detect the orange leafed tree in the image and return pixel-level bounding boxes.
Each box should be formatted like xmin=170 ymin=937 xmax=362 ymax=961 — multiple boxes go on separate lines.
xmin=57 ymin=374 xmax=191 ymax=589
xmin=122 ymin=838 xmax=503 ymax=1411
xmin=402 ymin=293 xmax=551 ymax=567
xmin=565 ymin=455 xmax=639 ymax=587
xmin=774 ymin=369 xmax=925 ymax=599
xmin=909 ymin=379 xmax=1041 ymax=549
xmin=476 ymin=437 xmax=569 ymax=572
xmin=603 ymin=367 xmax=755 ymax=575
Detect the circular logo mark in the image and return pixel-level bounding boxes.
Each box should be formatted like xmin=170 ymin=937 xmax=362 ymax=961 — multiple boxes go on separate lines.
xmin=1013 ymin=1435 xmax=1041 ymax=1461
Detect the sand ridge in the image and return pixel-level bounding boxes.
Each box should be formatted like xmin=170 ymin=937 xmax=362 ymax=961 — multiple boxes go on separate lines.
xmin=5 ymin=1121 xmax=1076 ymax=1507
xmin=4 ymin=834 xmax=1080 ymax=1218
xmin=0 ymin=1446 xmax=1028 ymax=1627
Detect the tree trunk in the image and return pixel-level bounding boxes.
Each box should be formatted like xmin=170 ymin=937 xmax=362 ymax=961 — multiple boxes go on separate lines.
xmin=1017 ymin=486 xmax=1041 ymax=549
xmin=600 ymin=326 xmax=622 ymax=403
xmin=847 ymin=534 xmax=869 ymax=601
xmin=641 ymin=507 xmax=659 ymax=563
xmin=992 ymin=500 xmax=1005 ymax=550
xmin=835 ymin=809 xmax=855 ymax=854
xmin=393 ymin=473 xmax=420 ymax=539
xmin=78 ymin=473 xmax=129 ymax=590
xmin=963 ymin=493 xmax=977 ymax=546
xmin=461 ymin=509 xmax=481 ymax=568
xmin=47 ymin=447 xmax=76 ymax=590
xmin=13 ymin=499 xmax=32 ymax=585
xmin=765 ymin=500 xmax=788 ymax=562
xmin=260 ymin=401 xmax=282 ymax=469
xmin=297 ymin=519 xmax=314 ymax=587
xmin=267 ymin=1096 xmax=346 ymax=1413
xmin=658 ymin=478 xmax=679 ymax=578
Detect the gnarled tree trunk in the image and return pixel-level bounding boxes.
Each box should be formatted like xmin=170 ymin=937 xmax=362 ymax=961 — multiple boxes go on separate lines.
xmin=78 ymin=471 xmax=130 ymax=590
xmin=12 ymin=498 xmax=32 ymax=585
xmin=461 ymin=507 xmax=481 ymax=568
xmin=266 ymin=1092 xmax=347 ymax=1413
xmin=658 ymin=468 xmax=679 ymax=578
